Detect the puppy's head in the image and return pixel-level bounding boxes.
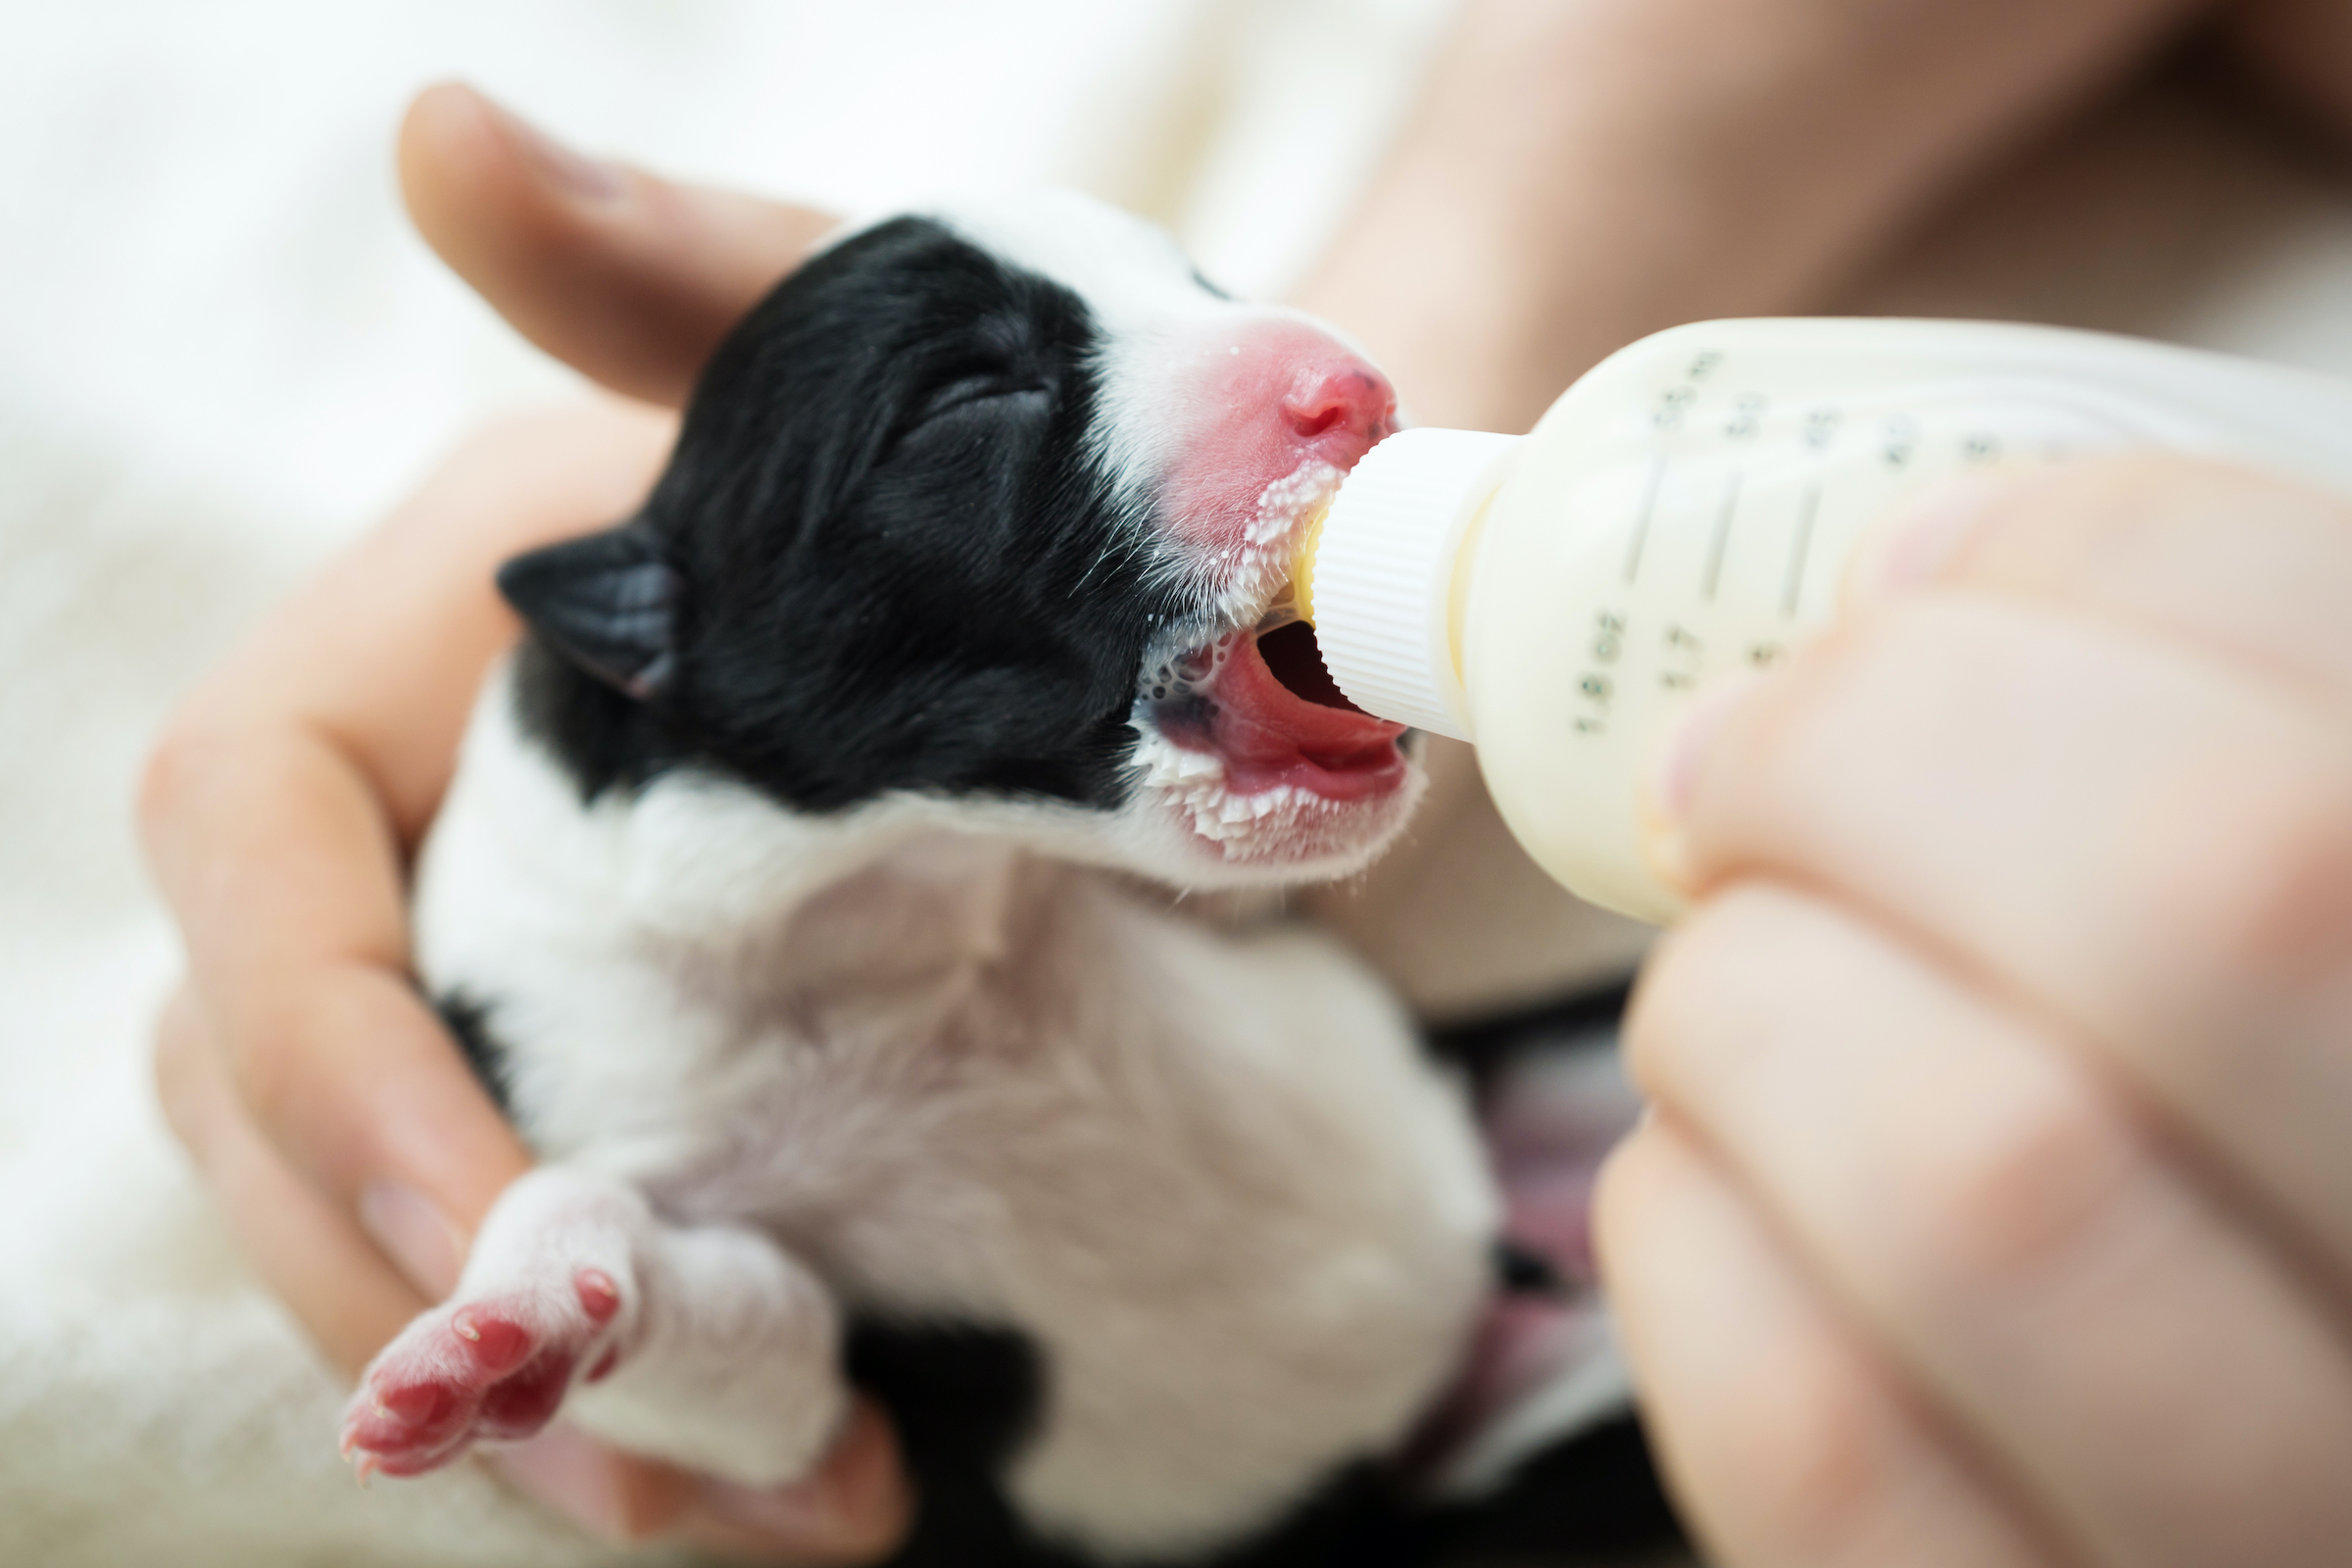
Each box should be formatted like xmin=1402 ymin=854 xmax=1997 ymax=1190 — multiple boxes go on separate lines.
xmin=504 ymin=192 xmax=1417 ymax=888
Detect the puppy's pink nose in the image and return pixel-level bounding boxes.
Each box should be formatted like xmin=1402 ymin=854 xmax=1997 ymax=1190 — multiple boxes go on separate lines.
xmin=1283 ymin=365 xmax=1396 ymax=444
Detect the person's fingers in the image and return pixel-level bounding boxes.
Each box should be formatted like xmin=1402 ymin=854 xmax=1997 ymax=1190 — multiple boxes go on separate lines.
xmin=485 ymin=1429 xmax=698 ymax=1544
xmin=486 ymin=1398 xmax=912 ymax=1562
xmin=139 ymin=403 xmax=676 ymax=1232
xmin=398 ymin=82 xmax=838 ymax=407
xmin=137 ymin=399 xmax=899 ymax=1553
xmin=1595 ymin=1114 xmax=2066 ymax=1568
xmin=142 ymin=709 xmax=531 ymax=1270
xmin=681 ymin=1401 xmax=916 ymax=1564
xmin=182 ymin=401 xmax=677 ymax=842
xmin=1650 ymin=584 xmax=2352 ymax=1301
xmin=138 ymin=406 xmax=679 ymax=1528
xmin=154 ymin=985 xmax=429 ymax=1366
xmin=1629 ymin=882 xmax=2352 ymax=1568
xmin=156 ymin=994 xmax=623 ymax=1528
xmin=1848 ymin=456 xmax=2352 ymax=707
xmin=156 ymin=988 xmax=910 ymax=1561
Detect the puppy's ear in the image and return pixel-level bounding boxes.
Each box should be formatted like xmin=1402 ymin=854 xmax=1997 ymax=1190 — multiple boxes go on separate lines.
xmin=497 ymin=524 xmax=681 ymax=700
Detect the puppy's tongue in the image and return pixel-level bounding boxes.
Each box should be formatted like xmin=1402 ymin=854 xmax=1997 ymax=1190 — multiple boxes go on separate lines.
xmin=1255 ymin=622 xmax=1365 ymax=714
xmin=1203 ymin=624 xmax=1404 ymax=799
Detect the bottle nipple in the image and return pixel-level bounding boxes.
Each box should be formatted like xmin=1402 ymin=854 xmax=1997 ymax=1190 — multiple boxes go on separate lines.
xmin=1291 ymin=506 xmax=1328 ymax=626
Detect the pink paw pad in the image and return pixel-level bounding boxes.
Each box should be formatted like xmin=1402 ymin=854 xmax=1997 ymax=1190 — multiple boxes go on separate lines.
xmin=341 ymin=1271 xmax=627 ymax=1480
xmin=452 ymin=1306 xmax=534 ymax=1373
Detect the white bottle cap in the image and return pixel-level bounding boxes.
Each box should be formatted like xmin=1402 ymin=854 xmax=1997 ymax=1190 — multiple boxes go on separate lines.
xmin=1313 ymin=427 xmax=1522 ymax=742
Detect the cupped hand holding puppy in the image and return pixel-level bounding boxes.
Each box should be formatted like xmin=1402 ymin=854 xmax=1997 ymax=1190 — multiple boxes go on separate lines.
xmin=137 ymin=84 xmax=903 ymax=1559
xmin=1602 ymin=457 xmax=2352 ymax=1567
xmin=137 ymin=0 xmax=2352 ymax=1560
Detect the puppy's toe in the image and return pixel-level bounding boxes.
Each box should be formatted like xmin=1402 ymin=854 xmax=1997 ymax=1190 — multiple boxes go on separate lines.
xmin=342 ymin=1268 xmax=628 ymax=1478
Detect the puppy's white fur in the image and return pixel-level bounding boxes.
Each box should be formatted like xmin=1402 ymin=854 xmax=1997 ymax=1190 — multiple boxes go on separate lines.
xmin=363 ymin=195 xmax=1504 ymax=1558
xmin=408 ymin=684 xmax=1494 ymax=1554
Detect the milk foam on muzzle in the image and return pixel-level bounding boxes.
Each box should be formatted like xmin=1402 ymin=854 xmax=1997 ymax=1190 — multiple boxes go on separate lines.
xmin=1296 ymin=317 xmax=2352 ymax=923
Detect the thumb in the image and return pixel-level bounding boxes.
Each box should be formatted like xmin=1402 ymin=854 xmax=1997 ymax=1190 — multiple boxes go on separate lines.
xmin=398 ymin=82 xmax=839 ymax=407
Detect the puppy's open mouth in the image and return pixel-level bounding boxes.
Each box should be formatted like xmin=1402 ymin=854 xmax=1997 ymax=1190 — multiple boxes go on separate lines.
xmin=1136 ymin=461 xmax=1411 ymax=850
xmin=1163 ymin=614 xmax=1407 ymax=799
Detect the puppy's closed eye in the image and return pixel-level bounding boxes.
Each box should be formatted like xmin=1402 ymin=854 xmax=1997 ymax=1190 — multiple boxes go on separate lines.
xmin=909 ymin=375 xmax=1053 ymax=429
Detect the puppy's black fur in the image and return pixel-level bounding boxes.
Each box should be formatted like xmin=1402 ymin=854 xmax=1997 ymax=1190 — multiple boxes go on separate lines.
xmin=476 ymin=214 xmax=1683 ymax=1567
xmin=852 ymin=1266 xmax=1684 ymax=1568
xmin=507 ymin=218 xmax=1188 ymax=814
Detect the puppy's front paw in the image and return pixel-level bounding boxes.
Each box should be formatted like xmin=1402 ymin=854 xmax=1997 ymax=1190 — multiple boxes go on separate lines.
xmin=342 ymin=1266 xmax=629 ymax=1480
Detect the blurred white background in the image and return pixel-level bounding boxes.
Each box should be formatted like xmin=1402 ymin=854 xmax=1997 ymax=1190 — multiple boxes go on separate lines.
xmin=8 ymin=4 xmax=2352 ymax=1563
xmin=0 ymin=0 xmax=1444 ymax=539
xmin=0 ymin=6 xmax=1447 ymax=1562
xmin=0 ymin=0 xmax=1449 ymax=1165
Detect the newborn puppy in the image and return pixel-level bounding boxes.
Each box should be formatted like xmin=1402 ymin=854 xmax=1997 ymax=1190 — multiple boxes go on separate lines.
xmin=349 ymin=193 xmax=1635 ymax=1565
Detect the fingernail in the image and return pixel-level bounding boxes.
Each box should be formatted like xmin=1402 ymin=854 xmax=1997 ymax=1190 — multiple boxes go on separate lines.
xmin=357 ymin=1182 xmax=465 ymax=1298
xmin=1639 ymin=671 xmax=1765 ymax=893
xmin=1651 ymin=671 xmax=1763 ymax=828
xmin=491 ymin=1426 xmax=634 ymax=1540
xmin=482 ymin=92 xmax=623 ymax=202
xmin=1845 ymin=474 xmax=2015 ymax=604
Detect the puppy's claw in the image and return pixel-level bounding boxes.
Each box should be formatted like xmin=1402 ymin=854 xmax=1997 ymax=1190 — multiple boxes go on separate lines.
xmin=575 ymin=1268 xmax=621 ymax=1325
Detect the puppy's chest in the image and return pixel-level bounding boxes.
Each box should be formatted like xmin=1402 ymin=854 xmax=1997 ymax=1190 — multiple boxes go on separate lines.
xmin=521 ymin=961 xmax=1178 ymax=1313
xmin=418 ymin=700 xmax=1500 ymax=1555
xmin=452 ymin=851 xmax=1426 ymax=1323
xmin=501 ymin=882 xmax=1497 ymax=1546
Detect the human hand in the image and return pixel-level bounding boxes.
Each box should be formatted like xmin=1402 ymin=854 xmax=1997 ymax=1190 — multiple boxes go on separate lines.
xmin=1598 ymin=455 xmax=2352 ymax=1565
xmin=1295 ymin=0 xmax=2194 ymax=1005
xmin=137 ymin=83 xmax=906 ymax=1559
xmin=1294 ymin=0 xmax=2191 ymax=434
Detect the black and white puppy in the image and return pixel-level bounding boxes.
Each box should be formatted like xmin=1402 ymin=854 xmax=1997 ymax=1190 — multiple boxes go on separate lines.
xmin=345 ymin=193 xmax=1660 ymax=1566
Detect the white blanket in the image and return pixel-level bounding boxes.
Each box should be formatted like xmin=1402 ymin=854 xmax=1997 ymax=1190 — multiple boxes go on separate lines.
xmin=6 ymin=4 xmax=2352 ymax=1561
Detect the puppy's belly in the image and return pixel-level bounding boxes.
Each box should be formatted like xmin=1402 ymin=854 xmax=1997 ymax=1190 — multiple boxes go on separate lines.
xmin=437 ymin=930 xmax=1492 ymax=1549
xmin=582 ymin=941 xmax=1487 ymax=1555
xmin=412 ymin=699 xmax=1496 ymax=1556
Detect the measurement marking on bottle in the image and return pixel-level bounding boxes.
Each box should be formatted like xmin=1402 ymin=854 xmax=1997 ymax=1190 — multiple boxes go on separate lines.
xmin=1701 ymin=471 xmax=1742 ymax=602
xmin=1882 ymin=416 xmax=1920 ymax=469
xmin=1622 ymin=455 xmax=1667 ymax=586
xmin=1781 ymin=483 xmax=1821 ymax=617
xmin=1726 ymin=394 xmax=1765 ymax=440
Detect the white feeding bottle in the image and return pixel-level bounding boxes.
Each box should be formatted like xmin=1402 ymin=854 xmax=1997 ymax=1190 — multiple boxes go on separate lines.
xmin=1298 ymin=318 xmax=2352 ymax=924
